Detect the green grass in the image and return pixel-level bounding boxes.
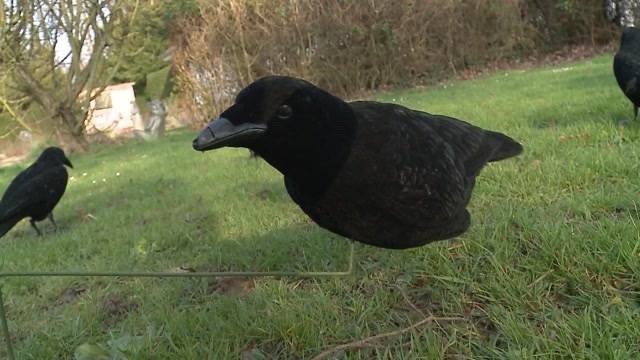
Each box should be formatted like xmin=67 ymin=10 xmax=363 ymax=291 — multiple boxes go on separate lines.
xmin=1 ymin=54 xmax=639 ymax=359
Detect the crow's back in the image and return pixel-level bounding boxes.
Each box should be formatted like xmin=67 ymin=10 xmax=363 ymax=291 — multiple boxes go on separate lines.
xmin=285 ymin=101 xmax=522 ymax=248
xmin=0 ymin=164 xmax=69 ymax=223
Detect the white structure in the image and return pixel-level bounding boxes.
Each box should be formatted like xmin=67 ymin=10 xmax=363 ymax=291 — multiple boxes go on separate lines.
xmin=85 ymin=82 xmax=145 ymax=136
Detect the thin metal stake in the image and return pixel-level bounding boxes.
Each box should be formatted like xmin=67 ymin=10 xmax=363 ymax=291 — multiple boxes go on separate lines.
xmin=0 ymin=286 xmax=15 ymax=360
xmin=347 ymin=241 xmax=355 ymax=274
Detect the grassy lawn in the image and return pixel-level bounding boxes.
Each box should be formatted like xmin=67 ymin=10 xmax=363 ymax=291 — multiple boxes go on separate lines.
xmin=1 ymin=54 xmax=639 ymax=359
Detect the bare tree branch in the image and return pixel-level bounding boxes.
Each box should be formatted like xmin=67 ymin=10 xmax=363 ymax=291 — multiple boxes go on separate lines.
xmin=0 ymin=77 xmax=34 ymax=132
xmin=0 ymin=0 xmax=143 ymax=147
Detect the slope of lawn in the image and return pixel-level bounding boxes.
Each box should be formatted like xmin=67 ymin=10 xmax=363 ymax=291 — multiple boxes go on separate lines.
xmin=1 ymin=54 xmax=639 ymax=359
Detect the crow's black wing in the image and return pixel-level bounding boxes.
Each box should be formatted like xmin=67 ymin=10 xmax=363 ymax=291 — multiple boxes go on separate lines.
xmin=0 ymin=166 xmax=68 ymax=222
xmin=0 ymin=215 xmax=21 ymax=238
xmin=0 ymin=163 xmax=37 ymax=204
xmin=347 ymin=101 xmax=519 ymax=226
xmin=414 ymin=111 xmax=522 ymax=176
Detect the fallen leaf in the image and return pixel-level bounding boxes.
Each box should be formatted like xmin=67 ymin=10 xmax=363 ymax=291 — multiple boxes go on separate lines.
xmin=175 ymin=265 xmax=196 ymax=273
xmin=212 ymin=277 xmax=255 ymax=297
xmin=74 ymin=343 xmax=111 ymax=360
xmin=57 ymin=286 xmax=87 ymax=305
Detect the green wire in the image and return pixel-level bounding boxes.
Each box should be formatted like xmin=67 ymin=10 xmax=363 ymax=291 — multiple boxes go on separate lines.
xmin=0 ymin=242 xmax=355 ymax=359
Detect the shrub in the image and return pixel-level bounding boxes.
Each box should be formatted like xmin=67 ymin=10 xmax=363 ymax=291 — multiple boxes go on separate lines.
xmin=173 ymin=0 xmax=617 ymax=125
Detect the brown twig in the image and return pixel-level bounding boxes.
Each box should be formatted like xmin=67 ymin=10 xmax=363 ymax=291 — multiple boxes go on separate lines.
xmin=395 ymin=285 xmax=449 ymax=335
xmin=310 ymin=314 xmax=463 ymax=360
xmin=311 ymin=287 xmax=464 ymax=360
xmin=396 ymin=285 xmax=427 ymax=318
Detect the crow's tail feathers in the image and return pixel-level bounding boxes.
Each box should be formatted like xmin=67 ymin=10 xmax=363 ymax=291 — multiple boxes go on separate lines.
xmin=485 ymin=130 xmax=523 ymax=162
xmin=0 ymin=216 xmax=21 ymax=239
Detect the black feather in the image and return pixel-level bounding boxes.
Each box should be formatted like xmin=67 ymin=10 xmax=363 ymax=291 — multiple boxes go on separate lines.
xmin=193 ymin=76 xmax=523 ymax=249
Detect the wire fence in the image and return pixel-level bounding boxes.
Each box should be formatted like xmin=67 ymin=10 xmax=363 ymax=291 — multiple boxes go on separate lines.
xmin=0 ymin=243 xmax=355 ymax=360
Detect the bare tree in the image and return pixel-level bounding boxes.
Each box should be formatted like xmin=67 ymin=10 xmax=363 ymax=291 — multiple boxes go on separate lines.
xmin=0 ymin=0 xmax=139 ymax=149
xmin=605 ymin=0 xmax=640 ymax=27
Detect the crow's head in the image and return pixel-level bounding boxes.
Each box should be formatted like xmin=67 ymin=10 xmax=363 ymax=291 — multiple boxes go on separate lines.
xmin=38 ymin=147 xmax=73 ymax=168
xmin=192 ymin=76 xmax=352 ymax=154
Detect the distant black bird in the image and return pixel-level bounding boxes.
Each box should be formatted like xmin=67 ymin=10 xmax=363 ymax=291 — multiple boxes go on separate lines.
xmin=0 ymin=147 xmax=73 ymax=238
xmin=193 ymin=76 xmax=523 ymax=249
xmin=614 ymin=27 xmax=640 ymax=120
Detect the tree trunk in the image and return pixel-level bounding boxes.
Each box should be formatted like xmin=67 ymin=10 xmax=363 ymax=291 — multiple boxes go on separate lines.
xmin=56 ymin=108 xmax=89 ymax=153
xmin=605 ymin=0 xmax=640 ymax=27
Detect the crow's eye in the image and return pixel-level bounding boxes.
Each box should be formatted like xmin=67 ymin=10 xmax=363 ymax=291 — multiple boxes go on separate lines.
xmin=276 ymin=104 xmax=293 ymax=119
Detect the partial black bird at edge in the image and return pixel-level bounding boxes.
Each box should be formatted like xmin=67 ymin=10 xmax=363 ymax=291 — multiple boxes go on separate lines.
xmin=614 ymin=27 xmax=640 ymax=121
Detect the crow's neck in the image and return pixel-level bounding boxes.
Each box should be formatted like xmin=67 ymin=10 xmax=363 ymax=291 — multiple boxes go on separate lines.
xmin=253 ymin=102 xmax=356 ymax=200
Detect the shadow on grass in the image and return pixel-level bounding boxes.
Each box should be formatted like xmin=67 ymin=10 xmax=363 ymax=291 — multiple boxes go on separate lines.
xmin=193 ymin=222 xmax=351 ymax=273
xmin=226 ymin=178 xmax=290 ymax=203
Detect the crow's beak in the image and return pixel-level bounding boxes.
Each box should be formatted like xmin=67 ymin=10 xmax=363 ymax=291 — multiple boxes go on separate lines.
xmin=64 ymin=157 xmax=74 ymax=168
xmin=192 ymin=117 xmax=267 ymax=151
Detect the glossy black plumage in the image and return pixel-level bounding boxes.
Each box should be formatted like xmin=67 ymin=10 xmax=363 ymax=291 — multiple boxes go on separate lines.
xmin=614 ymin=27 xmax=640 ymax=120
xmin=0 ymin=147 xmax=73 ymax=238
xmin=193 ymin=76 xmax=523 ymax=249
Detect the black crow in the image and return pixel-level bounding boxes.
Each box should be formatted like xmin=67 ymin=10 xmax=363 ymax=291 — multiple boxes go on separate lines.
xmin=193 ymin=76 xmax=523 ymax=249
xmin=614 ymin=27 xmax=640 ymax=120
xmin=0 ymin=147 xmax=73 ymax=238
